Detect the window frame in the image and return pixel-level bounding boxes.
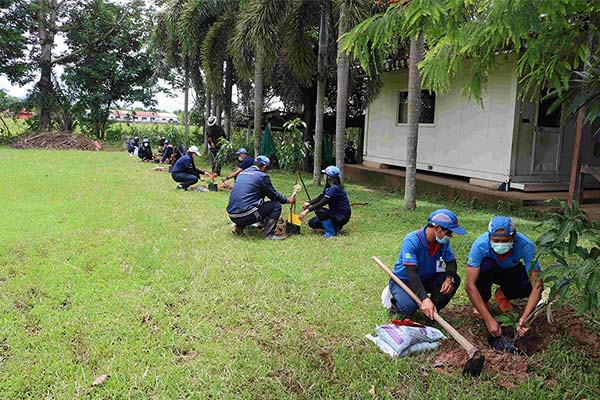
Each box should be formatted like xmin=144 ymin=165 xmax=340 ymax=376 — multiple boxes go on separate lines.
xmin=396 ymin=89 xmax=437 ymax=126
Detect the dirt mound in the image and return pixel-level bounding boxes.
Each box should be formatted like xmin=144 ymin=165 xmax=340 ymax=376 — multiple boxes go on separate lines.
xmin=13 ymin=132 xmax=101 ymax=151
xmin=431 ymin=305 xmax=599 ymax=388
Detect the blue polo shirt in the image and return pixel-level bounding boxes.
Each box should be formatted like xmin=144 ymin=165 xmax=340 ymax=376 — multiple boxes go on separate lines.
xmin=393 ymin=227 xmax=456 ymax=281
xmin=323 ymin=185 xmax=351 ymax=220
xmin=467 ymin=232 xmax=541 ymax=272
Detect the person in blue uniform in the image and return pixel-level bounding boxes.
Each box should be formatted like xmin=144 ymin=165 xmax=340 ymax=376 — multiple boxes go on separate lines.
xmin=298 ymin=166 xmax=351 ymax=238
xmin=170 ymin=145 xmax=214 ymax=190
xmin=390 ymin=209 xmax=466 ymax=320
xmin=222 ymin=148 xmax=255 ymax=183
xmin=226 ymin=156 xmax=295 ymax=240
xmin=160 ymin=139 xmax=173 ymax=164
xmin=465 ymin=216 xmax=543 ymax=338
xmin=138 ymin=138 xmax=153 ymax=161
xmin=128 ymin=136 xmax=139 ymax=155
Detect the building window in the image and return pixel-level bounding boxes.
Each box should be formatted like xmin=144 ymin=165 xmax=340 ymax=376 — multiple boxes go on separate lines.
xmin=397 ymin=90 xmax=436 ymax=124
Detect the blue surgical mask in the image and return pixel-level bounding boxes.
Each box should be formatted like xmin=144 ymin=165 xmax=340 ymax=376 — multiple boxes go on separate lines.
xmin=436 ymin=232 xmax=450 ymax=245
xmin=238 ymin=156 xmax=244 ymax=161
xmin=491 ymin=242 xmax=513 ymax=254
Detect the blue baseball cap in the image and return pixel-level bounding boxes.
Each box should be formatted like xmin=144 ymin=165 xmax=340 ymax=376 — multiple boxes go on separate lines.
xmin=143 ymin=138 xmax=149 ymax=143
xmin=235 ymin=148 xmax=248 ymax=155
xmin=488 ymin=216 xmax=516 ymax=237
xmin=321 ymin=165 xmax=341 ymax=177
xmin=255 ymin=155 xmax=270 ymax=167
xmin=428 ymin=209 xmax=467 ymax=235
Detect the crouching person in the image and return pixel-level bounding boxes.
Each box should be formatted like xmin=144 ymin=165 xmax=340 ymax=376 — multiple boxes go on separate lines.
xmin=298 ymin=166 xmax=351 ymax=238
xmin=171 ymin=146 xmax=214 ymax=190
xmin=226 ymin=156 xmax=295 ymax=240
xmin=390 ymin=209 xmax=466 ymax=319
xmin=465 ymin=216 xmax=543 ymax=338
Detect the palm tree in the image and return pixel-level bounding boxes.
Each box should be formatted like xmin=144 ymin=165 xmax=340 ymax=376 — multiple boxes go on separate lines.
xmin=313 ymin=0 xmax=330 ymax=185
xmin=334 ymin=0 xmax=370 ymax=181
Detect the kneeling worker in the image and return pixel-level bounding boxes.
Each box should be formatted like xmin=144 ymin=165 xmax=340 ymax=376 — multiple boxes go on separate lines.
xmin=171 ymin=145 xmax=214 ymax=190
xmin=298 ymin=166 xmax=351 ymax=238
xmin=390 ymin=209 xmax=466 ymax=320
xmin=226 ymin=156 xmax=295 ymax=240
xmin=465 ymin=216 xmax=543 ymax=338
xmin=222 ymin=148 xmax=254 ymax=182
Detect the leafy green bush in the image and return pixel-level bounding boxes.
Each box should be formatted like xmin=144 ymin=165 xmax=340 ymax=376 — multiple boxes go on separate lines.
xmin=215 ymin=128 xmax=250 ymax=168
xmin=536 ymin=199 xmax=600 ymax=313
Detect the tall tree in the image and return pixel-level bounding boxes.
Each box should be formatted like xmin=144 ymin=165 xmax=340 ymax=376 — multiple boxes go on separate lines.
xmin=334 ymin=0 xmax=370 ymax=181
xmin=63 ymin=0 xmax=157 ymax=138
xmin=313 ymin=0 xmax=330 ymax=184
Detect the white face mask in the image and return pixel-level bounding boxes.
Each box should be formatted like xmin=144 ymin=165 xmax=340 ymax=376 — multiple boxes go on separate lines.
xmin=491 ymin=241 xmax=513 ymax=254
xmin=435 ymin=228 xmax=450 ymax=244
xmin=238 ymin=156 xmax=244 ymax=161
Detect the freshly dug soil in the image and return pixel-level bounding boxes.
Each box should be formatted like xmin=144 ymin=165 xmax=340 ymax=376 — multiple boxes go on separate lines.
xmin=13 ymin=132 xmax=101 ymax=151
xmin=430 ymin=305 xmax=599 ymax=387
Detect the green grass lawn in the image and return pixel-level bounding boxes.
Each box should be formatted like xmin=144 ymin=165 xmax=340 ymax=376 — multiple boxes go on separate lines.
xmin=0 ymin=148 xmax=598 ymax=399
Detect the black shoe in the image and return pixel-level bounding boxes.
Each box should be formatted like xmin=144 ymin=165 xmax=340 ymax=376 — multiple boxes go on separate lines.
xmin=231 ymin=223 xmax=244 ymax=236
xmin=176 ymin=184 xmax=185 ymax=190
xmin=263 ymin=218 xmax=280 ymax=239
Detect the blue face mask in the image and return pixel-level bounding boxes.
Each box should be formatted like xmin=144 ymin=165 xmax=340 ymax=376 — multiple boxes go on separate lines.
xmin=491 ymin=242 xmax=513 ymax=254
xmin=436 ymin=231 xmax=450 ymax=245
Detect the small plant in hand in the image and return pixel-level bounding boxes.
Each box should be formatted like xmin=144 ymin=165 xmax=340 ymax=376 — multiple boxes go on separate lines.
xmin=496 ymin=310 xmax=520 ymax=339
xmin=277 ymin=118 xmax=311 ymax=171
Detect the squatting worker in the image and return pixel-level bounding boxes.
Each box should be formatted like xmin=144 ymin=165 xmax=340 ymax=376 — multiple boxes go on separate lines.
xmin=298 ymin=166 xmax=351 ymax=238
xmin=390 ymin=209 xmax=466 ymax=320
xmin=465 ymin=216 xmax=543 ymax=337
xmin=170 ymin=146 xmax=215 ymax=190
xmin=222 ymin=148 xmax=254 ymax=183
xmin=226 ymin=156 xmax=295 ymax=240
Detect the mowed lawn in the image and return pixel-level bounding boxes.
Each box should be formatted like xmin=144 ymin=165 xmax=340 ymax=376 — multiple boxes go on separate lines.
xmin=0 ymin=148 xmax=597 ymax=399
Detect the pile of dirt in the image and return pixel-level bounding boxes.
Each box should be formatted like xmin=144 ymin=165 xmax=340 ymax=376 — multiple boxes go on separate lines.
xmin=13 ymin=132 xmax=101 ymax=151
xmin=430 ymin=305 xmax=600 ymax=387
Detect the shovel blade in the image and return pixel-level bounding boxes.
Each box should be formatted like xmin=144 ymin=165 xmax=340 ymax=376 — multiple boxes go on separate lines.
xmin=462 ymin=353 xmax=485 ymax=377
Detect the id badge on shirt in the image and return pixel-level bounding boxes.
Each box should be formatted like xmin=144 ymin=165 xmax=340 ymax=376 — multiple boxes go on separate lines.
xmin=436 ymin=257 xmax=446 ymax=273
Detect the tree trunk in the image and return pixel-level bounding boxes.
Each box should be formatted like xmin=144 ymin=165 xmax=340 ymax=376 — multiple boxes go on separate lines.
xmin=253 ymin=54 xmax=264 ymax=157
xmin=204 ymin=93 xmax=211 ymax=152
xmin=313 ymin=0 xmax=329 ymax=185
xmin=223 ymin=59 xmax=233 ymax=139
xmin=215 ymin=96 xmax=222 ymax=125
xmin=36 ymin=0 xmax=58 ymax=131
xmin=335 ymin=16 xmax=349 ymax=181
xmin=302 ymin=87 xmax=315 ymax=172
xmin=403 ymin=33 xmax=424 ymax=211
xmin=184 ymin=57 xmax=190 ymax=148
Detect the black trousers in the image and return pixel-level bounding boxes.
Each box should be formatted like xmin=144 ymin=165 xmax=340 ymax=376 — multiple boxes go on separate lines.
xmin=229 ymin=201 xmax=282 ymax=228
xmin=172 ymin=172 xmax=198 ymax=189
xmin=308 ymin=208 xmax=350 ymax=231
xmin=476 ymin=258 xmax=532 ymax=302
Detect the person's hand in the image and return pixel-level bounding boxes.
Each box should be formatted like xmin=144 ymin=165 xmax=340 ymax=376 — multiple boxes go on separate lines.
xmin=421 ymin=298 xmax=437 ymax=320
xmin=517 ymin=317 xmax=529 ymax=337
xmin=485 ymin=317 xmax=502 ymax=337
xmin=298 ymin=209 xmax=309 ymax=221
xmin=302 ymin=202 xmax=310 ymax=210
xmin=288 ymin=197 xmax=296 ymax=204
xmin=440 ymin=277 xmax=454 ymax=294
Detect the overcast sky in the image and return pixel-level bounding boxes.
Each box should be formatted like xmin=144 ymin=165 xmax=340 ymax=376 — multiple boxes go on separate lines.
xmin=0 ymin=25 xmax=189 ymax=113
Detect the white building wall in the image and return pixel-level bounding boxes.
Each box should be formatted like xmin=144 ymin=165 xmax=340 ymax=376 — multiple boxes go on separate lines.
xmin=364 ymin=56 xmax=519 ymax=182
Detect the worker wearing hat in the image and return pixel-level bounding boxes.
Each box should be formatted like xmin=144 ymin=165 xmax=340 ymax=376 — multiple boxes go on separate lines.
xmin=138 ymin=138 xmax=153 ymax=161
xmin=222 ymin=148 xmax=254 ymax=182
xmin=390 ymin=209 xmax=466 ymax=320
xmin=298 ymin=166 xmax=351 ymax=238
xmin=206 ymin=115 xmax=225 ymax=175
xmin=226 ymin=155 xmax=295 ymax=240
xmin=465 ymin=216 xmax=543 ymax=338
xmin=171 ymin=145 xmax=215 ymax=190
xmin=128 ymin=136 xmax=139 ymax=156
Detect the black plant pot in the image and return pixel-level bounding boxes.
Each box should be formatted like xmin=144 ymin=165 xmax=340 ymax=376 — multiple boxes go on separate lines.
xmin=208 ymin=183 xmax=218 ymax=192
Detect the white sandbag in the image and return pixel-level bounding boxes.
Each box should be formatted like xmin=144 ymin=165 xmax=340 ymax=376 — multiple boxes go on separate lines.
xmin=368 ymin=324 xmax=446 ymax=357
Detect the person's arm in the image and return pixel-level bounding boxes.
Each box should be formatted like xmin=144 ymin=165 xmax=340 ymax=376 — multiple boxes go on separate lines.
xmin=405 ymin=264 xmax=427 ymax=301
xmin=224 ymin=167 xmax=243 ymax=181
xmin=440 ymin=259 xmax=458 ymax=294
xmin=518 ymin=246 xmax=543 ymax=335
xmin=307 ymin=195 xmax=330 ymax=211
xmin=262 ymin=175 xmax=290 ymax=203
xmin=308 ymin=192 xmax=325 ymax=205
xmin=465 ymin=266 xmax=501 ymax=337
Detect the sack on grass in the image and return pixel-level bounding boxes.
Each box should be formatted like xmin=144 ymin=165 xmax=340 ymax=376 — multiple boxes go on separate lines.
xmin=366 ymin=324 xmax=446 ymax=357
